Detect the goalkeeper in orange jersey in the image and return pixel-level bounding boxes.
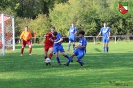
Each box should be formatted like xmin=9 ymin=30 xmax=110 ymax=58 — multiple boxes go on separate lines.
xmin=20 ymin=26 xmax=32 ymax=56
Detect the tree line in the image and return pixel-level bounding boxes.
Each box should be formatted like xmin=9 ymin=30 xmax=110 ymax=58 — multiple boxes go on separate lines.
xmin=0 ymin=0 xmax=133 ymax=37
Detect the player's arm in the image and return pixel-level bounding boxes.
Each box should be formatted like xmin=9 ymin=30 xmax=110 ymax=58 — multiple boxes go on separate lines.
xmin=54 ymin=38 xmax=63 ymax=44
xmin=74 ymin=31 xmax=77 ymax=36
xmin=44 ymin=33 xmax=50 ymax=38
xmin=74 ymin=28 xmax=77 ymax=35
xmin=29 ymin=32 xmax=32 ymax=42
xmin=54 ymin=33 xmax=63 ymax=44
xmin=75 ymin=39 xmax=87 ymax=48
xmin=20 ymin=31 xmax=24 ymax=40
xmin=108 ymin=28 xmax=111 ymax=39
xmin=29 ymin=31 xmax=32 ymax=39
xmin=75 ymin=45 xmax=86 ymax=48
xmin=108 ymin=32 xmax=110 ymax=39
xmin=96 ymin=32 xmax=101 ymax=39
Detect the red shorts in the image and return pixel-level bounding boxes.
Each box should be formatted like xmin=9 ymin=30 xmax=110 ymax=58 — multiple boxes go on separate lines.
xmin=44 ymin=44 xmax=53 ymax=51
xmin=22 ymin=40 xmax=31 ymax=47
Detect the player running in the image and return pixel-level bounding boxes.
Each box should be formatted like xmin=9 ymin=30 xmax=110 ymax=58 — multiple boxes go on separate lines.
xmin=96 ymin=22 xmax=110 ymax=52
xmin=20 ymin=26 xmax=32 ymax=56
xmin=67 ymin=23 xmax=77 ymax=51
xmin=53 ymin=31 xmax=71 ymax=65
xmin=65 ymin=30 xmax=87 ymax=66
xmin=44 ymin=26 xmax=56 ymax=65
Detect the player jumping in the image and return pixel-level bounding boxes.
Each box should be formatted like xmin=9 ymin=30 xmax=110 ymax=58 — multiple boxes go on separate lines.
xmin=53 ymin=31 xmax=71 ymax=65
xmin=20 ymin=26 xmax=32 ymax=56
xmin=67 ymin=23 xmax=77 ymax=51
xmin=96 ymin=22 xmax=110 ymax=52
xmin=65 ymin=30 xmax=87 ymax=66
xmin=44 ymin=26 xmax=56 ymax=65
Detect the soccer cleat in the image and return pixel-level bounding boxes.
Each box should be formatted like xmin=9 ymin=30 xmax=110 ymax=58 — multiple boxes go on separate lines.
xmin=64 ymin=63 xmax=69 ymax=66
xmin=48 ymin=62 xmax=51 ymax=65
xmin=29 ymin=53 xmax=32 ymax=56
xmin=20 ymin=54 xmax=23 ymax=56
xmin=58 ymin=63 xmax=61 ymax=65
xmin=46 ymin=63 xmax=48 ymax=66
xmin=80 ymin=62 xmax=84 ymax=66
xmin=71 ymin=59 xmax=73 ymax=62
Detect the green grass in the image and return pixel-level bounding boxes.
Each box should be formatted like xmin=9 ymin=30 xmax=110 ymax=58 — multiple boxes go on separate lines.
xmin=0 ymin=41 xmax=133 ymax=88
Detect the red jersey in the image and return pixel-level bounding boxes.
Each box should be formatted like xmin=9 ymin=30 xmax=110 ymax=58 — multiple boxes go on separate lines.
xmin=44 ymin=32 xmax=55 ymax=46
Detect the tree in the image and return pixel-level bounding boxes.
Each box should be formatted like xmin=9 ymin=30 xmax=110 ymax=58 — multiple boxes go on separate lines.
xmin=29 ymin=14 xmax=50 ymax=37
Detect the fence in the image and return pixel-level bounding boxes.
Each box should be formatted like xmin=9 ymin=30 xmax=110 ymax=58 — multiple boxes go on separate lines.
xmin=15 ymin=35 xmax=133 ymax=45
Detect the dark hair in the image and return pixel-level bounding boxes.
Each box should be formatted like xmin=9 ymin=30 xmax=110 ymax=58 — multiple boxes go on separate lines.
xmin=51 ymin=26 xmax=55 ymax=30
xmin=79 ymin=30 xmax=85 ymax=35
xmin=25 ymin=26 xmax=28 ymax=28
xmin=53 ymin=31 xmax=57 ymax=36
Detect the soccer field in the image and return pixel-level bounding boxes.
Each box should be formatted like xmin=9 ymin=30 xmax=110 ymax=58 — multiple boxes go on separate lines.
xmin=0 ymin=41 xmax=133 ymax=88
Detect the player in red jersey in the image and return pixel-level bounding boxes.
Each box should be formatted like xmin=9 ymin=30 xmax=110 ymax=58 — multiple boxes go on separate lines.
xmin=44 ymin=26 xmax=56 ymax=65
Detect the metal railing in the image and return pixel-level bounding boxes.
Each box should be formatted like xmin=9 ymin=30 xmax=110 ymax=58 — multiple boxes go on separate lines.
xmin=15 ymin=35 xmax=133 ymax=45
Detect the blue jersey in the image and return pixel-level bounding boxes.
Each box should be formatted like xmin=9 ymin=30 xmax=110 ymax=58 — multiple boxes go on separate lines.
xmin=69 ymin=26 xmax=77 ymax=37
xmin=77 ymin=37 xmax=87 ymax=51
xmin=54 ymin=33 xmax=62 ymax=46
xmin=100 ymin=27 xmax=110 ymax=38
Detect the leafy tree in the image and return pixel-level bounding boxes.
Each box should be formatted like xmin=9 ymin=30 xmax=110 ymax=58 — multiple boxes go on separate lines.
xmin=29 ymin=14 xmax=50 ymax=37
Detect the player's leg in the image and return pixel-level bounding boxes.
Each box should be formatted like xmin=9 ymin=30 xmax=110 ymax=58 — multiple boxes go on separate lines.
xmin=64 ymin=49 xmax=77 ymax=66
xmin=20 ymin=40 xmax=26 ymax=56
xmin=102 ymin=38 xmax=106 ymax=52
xmin=47 ymin=46 xmax=53 ymax=65
xmin=44 ymin=44 xmax=49 ymax=59
xmin=44 ymin=50 xmax=48 ymax=59
xmin=59 ymin=46 xmax=71 ymax=64
xmin=54 ymin=46 xmax=61 ymax=65
xmin=72 ymin=37 xmax=76 ymax=50
xmin=27 ymin=40 xmax=32 ymax=55
xmin=67 ymin=39 xmax=71 ymax=51
xmin=105 ymin=39 xmax=109 ymax=52
xmin=76 ymin=52 xmax=84 ymax=66
xmin=49 ymin=46 xmax=53 ymax=59
xmin=106 ymin=43 xmax=109 ymax=52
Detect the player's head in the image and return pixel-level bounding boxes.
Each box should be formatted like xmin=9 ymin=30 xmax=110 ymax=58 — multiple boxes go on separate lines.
xmin=51 ymin=26 xmax=55 ymax=33
xmin=79 ymin=30 xmax=85 ymax=37
xmin=25 ymin=26 xmax=28 ymax=31
xmin=72 ymin=23 xmax=74 ymax=27
xmin=103 ymin=22 xmax=107 ymax=27
xmin=53 ymin=31 xmax=57 ymax=37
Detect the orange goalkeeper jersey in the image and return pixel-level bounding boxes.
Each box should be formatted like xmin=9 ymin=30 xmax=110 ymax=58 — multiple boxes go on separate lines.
xmin=20 ymin=30 xmax=32 ymax=41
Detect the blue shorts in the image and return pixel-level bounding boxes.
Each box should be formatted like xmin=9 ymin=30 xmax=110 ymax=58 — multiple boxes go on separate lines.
xmin=73 ymin=49 xmax=85 ymax=60
xmin=53 ymin=45 xmax=65 ymax=54
xmin=102 ymin=38 xmax=109 ymax=43
xmin=69 ymin=37 xmax=76 ymax=42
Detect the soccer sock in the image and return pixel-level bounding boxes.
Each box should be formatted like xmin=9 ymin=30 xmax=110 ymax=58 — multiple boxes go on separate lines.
xmin=73 ymin=44 xmax=75 ymax=50
xmin=56 ymin=57 xmax=60 ymax=64
xmin=21 ymin=48 xmax=24 ymax=54
xmin=63 ymin=55 xmax=71 ymax=63
xmin=44 ymin=56 xmax=47 ymax=59
xmin=63 ymin=55 xmax=69 ymax=59
xmin=77 ymin=59 xmax=84 ymax=64
xmin=105 ymin=47 xmax=107 ymax=52
xmin=29 ymin=48 xmax=32 ymax=54
xmin=107 ymin=47 xmax=109 ymax=52
xmin=68 ymin=44 xmax=71 ymax=50
xmin=103 ymin=47 xmax=105 ymax=52
xmin=49 ymin=53 xmax=53 ymax=59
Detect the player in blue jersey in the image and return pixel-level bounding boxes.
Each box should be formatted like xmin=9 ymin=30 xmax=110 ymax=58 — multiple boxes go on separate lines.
xmin=67 ymin=23 xmax=77 ymax=51
xmin=53 ymin=31 xmax=71 ymax=65
xmin=96 ymin=23 xmax=110 ymax=52
xmin=65 ymin=30 xmax=87 ymax=66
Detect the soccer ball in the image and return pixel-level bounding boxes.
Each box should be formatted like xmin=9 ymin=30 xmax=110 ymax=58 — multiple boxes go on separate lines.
xmin=45 ymin=58 xmax=51 ymax=63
